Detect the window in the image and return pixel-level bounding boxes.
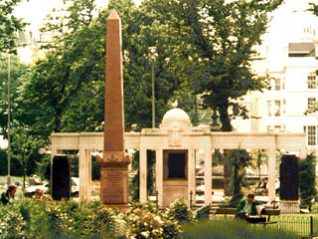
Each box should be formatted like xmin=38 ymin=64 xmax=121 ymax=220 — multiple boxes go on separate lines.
xmin=283 ymin=99 xmax=286 ymax=114
xmin=274 ymin=125 xmax=281 ymax=132
xmin=168 ymin=153 xmax=186 ymax=179
xmin=308 ymin=72 xmax=317 ymax=89
xmin=267 ymin=101 xmax=272 ymax=117
xmin=164 ymin=150 xmax=187 ymax=180
xmin=307 ymin=126 xmax=316 ymax=146
xmin=308 ymin=98 xmax=316 ymax=111
xmin=274 ymin=100 xmax=281 ymax=116
xmin=274 ymin=78 xmax=281 ymax=91
xmin=282 ymin=78 xmax=285 ymax=90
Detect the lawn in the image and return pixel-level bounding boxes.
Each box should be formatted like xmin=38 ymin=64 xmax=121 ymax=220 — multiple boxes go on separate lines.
xmin=212 ymin=213 xmax=318 ymax=238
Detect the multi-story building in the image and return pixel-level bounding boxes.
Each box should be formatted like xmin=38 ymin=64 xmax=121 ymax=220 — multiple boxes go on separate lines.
xmin=234 ymin=18 xmax=318 ymax=151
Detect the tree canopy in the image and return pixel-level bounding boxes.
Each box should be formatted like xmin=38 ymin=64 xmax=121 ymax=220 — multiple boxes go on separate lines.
xmin=18 ymin=0 xmax=283 ymax=141
xmin=141 ymin=0 xmax=283 ymax=131
xmin=0 ymin=0 xmax=25 ymax=54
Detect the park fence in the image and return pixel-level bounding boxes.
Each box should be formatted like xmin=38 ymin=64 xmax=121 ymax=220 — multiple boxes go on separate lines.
xmin=211 ymin=215 xmax=318 ymax=238
xmin=270 ymin=215 xmax=318 ymax=238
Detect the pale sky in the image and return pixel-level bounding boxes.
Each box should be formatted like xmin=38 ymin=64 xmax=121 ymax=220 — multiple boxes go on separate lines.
xmin=13 ymin=0 xmax=318 ymax=41
xmin=14 ymin=0 xmax=142 ymax=33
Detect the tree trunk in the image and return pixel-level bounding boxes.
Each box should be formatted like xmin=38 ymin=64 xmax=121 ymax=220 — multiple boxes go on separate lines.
xmin=223 ymin=151 xmax=232 ymax=196
xmin=22 ymin=157 xmax=26 ymax=192
xmin=219 ymin=103 xmax=232 ymax=132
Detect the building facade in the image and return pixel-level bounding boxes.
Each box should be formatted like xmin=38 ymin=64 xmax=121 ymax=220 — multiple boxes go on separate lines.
xmin=233 ymin=16 xmax=318 ymax=152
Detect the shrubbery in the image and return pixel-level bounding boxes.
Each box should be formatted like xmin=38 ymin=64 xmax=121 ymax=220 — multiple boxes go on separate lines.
xmin=165 ymin=198 xmax=195 ymax=225
xmin=0 ymin=198 xmax=297 ymax=239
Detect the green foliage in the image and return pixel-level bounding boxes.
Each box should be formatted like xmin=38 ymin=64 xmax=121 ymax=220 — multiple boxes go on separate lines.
xmin=10 ymin=123 xmax=46 ymax=190
xmin=223 ymin=149 xmax=252 ymax=206
xmin=130 ymin=150 xmax=156 ymax=201
xmin=2 ymin=198 xmax=127 ymax=239
xmin=126 ymin=205 xmax=181 ymax=239
xmin=19 ymin=0 xmax=185 ymax=138
xmin=254 ymin=149 xmax=268 ymax=179
xmin=36 ymin=155 xmax=51 ymax=180
xmin=130 ymin=151 xmax=140 ymax=201
xmin=165 ymin=198 xmax=196 ymax=225
xmin=0 ymin=56 xmax=28 ymax=137
xmin=147 ymin=151 xmax=155 ymax=196
xmin=182 ymin=220 xmax=298 ymax=239
xmin=0 ymin=204 xmax=26 ymax=239
xmin=299 ymin=153 xmax=317 ymax=207
xmin=0 ymin=0 xmax=25 ymax=54
xmin=142 ymin=0 xmax=283 ymax=131
xmin=17 ymin=0 xmax=283 ymax=153
xmin=92 ymin=155 xmax=101 ymax=180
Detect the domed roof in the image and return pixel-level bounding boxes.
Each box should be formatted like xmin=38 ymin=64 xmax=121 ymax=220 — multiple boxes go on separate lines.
xmin=160 ymin=108 xmax=192 ymax=129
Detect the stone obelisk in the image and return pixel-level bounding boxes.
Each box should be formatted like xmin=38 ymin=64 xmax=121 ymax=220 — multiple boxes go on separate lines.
xmin=99 ymin=9 xmax=130 ymax=206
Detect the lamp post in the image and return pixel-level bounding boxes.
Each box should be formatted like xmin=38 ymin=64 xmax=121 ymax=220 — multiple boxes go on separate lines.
xmin=148 ymin=47 xmax=158 ymax=128
xmin=210 ymin=110 xmax=221 ymax=132
xmin=7 ymin=54 xmax=11 ymax=186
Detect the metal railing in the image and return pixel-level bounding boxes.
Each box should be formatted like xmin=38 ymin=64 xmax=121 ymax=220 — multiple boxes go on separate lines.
xmin=209 ymin=214 xmax=318 ymax=238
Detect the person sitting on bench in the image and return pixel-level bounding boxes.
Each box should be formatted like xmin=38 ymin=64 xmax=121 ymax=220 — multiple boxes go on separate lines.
xmin=236 ymin=193 xmax=266 ymax=223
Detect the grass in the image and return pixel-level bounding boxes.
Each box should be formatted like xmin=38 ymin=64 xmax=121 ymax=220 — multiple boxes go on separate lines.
xmin=210 ymin=214 xmax=318 ymax=238
xmin=183 ymin=220 xmax=298 ymax=239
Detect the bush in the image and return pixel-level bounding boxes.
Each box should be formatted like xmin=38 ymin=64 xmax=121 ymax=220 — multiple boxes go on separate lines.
xmin=126 ymin=202 xmax=182 ymax=239
xmin=126 ymin=207 xmax=164 ymax=239
xmin=299 ymin=153 xmax=316 ymax=208
xmin=0 ymin=205 xmax=26 ymax=239
xmin=1 ymin=198 xmax=128 ymax=239
xmin=165 ymin=198 xmax=195 ymax=224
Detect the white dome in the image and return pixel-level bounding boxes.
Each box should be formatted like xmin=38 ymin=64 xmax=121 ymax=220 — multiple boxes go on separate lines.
xmin=160 ymin=108 xmax=191 ymax=129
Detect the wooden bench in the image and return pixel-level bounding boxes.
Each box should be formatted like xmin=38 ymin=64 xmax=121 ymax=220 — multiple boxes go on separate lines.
xmin=195 ymin=204 xmax=211 ymax=220
xmin=213 ymin=207 xmax=280 ymax=222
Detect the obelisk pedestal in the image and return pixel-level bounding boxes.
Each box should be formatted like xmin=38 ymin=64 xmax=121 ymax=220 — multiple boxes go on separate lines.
xmin=98 ymin=9 xmax=130 ymax=208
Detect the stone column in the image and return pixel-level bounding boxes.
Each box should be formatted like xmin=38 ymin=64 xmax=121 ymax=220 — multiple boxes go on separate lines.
xmin=50 ymin=148 xmax=58 ymax=198
xmin=188 ymin=148 xmax=196 ymax=205
xmin=267 ymin=148 xmax=276 ymax=202
xmin=155 ymin=149 xmax=163 ymax=207
xmin=204 ymin=148 xmax=213 ymax=204
xmin=79 ymin=148 xmax=92 ymax=201
xmin=139 ymin=148 xmax=147 ymax=203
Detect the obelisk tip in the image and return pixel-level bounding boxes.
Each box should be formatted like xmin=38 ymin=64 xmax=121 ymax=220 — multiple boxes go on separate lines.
xmin=108 ymin=9 xmax=120 ymax=20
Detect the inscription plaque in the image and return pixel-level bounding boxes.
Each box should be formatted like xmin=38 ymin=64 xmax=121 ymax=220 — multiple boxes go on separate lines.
xmin=101 ymin=166 xmax=128 ymax=204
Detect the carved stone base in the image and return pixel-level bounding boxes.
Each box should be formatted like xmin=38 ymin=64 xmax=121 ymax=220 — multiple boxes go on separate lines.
xmin=106 ymin=204 xmax=131 ymax=212
xmin=100 ymin=165 xmax=129 ymax=204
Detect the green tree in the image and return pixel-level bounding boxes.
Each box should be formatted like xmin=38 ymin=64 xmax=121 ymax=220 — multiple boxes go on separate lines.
xmin=10 ymin=123 xmax=45 ymax=190
xmin=20 ymin=0 xmax=192 ymax=139
xmin=0 ymin=0 xmax=25 ymax=54
xmin=224 ymin=149 xmax=252 ymax=206
xmin=299 ymin=153 xmax=316 ymax=209
xmin=254 ymin=149 xmax=268 ymax=180
xmin=130 ymin=151 xmax=140 ymax=201
xmin=142 ymin=0 xmax=283 ymax=131
xmin=0 ymin=56 xmax=27 ymax=137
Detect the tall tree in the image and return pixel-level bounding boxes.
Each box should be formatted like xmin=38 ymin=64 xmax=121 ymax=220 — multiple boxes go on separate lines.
xmin=142 ymin=0 xmax=283 ymax=131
